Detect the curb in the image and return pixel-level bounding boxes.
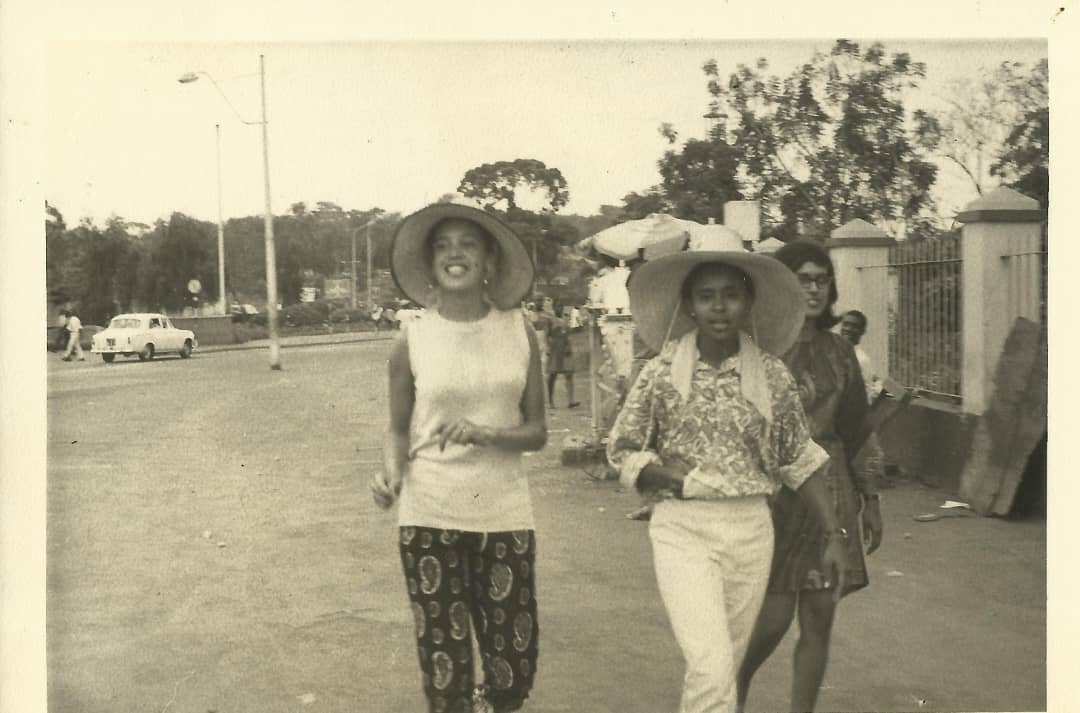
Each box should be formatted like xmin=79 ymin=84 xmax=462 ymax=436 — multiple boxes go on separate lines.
xmin=198 ymin=332 xmax=396 ymax=354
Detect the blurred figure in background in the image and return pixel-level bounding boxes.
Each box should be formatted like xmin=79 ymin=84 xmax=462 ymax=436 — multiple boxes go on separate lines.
xmin=545 ymin=300 xmax=580 ymax=409
xmin=54 ymin=309 xmax=70 ymax=350
xmin=61 ymin=310 xmax=85 ymax=362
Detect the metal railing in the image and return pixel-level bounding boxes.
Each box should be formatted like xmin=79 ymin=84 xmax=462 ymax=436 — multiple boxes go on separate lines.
xmin=877 ymin=234 xmax=964 ymax=402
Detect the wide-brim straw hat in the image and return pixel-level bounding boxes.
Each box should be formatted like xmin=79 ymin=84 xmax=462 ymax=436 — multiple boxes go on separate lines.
xmin=390 ymin=203 xmax=535 ymax=310
xmin=628 ymin=228 xmax=804 ymax=355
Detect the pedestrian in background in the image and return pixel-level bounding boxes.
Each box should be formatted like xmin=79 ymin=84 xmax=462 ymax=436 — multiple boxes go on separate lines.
xmin=527 ymin=302 xmax=550 ymax=387
xmin=839 ymin=310 xmax=883 ymax=402
xmin=61 ymin=309 xmax=85 ymax=361
xmin=607 ymin=231 xmax=851 ymax=713
xmin=739 ymin=240 xmax=883 ymax=713
xmin=566 ymin=305 xmax=582 ymax=332
xmin=371 ymin=303 xmax=385 ymax=332
xmin=840 ymin=308 xmax=891 ymax=491
xmin=545 ymin=301 xmax=580 ymax=409
xmin=54 ymin=309 xmax=70 ymax=350
xmin=372 ymin=203 xmax=547 ymax=713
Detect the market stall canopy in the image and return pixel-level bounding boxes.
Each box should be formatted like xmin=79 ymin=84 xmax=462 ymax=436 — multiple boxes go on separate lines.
xmin=583 ymin=213 xmax=704 ymax=261
xmin=663 ymin=222 xmax=747 ymax=257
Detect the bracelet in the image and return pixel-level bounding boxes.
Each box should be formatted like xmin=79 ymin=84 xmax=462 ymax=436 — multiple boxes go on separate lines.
xmin=823 ymin=527 xmax=849 ymax=541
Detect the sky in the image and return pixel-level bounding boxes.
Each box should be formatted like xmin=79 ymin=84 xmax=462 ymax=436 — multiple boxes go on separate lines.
xmin=46 ymin=38 xmax=1047 ymax=228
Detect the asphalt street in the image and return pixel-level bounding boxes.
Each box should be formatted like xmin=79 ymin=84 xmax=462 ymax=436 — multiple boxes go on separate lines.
xmin=47 ymin=340 xmax=1046 ymax=712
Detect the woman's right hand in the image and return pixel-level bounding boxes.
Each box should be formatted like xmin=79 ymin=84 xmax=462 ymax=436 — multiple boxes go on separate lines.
xmin=637 ymin=457 xmax=691 ymax=498
xmin=663 ymin=456 xmax=695 ymax=497
xmin=371 ymin=468 xmax=402 ymax=510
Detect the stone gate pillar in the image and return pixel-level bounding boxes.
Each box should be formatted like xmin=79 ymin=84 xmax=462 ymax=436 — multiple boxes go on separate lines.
xmin=826 ymin=219 xmax=896 ymax=383
xmin=958 ymin=187 xmax=1045 ymax=415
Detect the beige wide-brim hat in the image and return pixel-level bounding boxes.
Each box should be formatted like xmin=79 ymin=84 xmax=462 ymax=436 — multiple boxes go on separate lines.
xmin=629 ymin=231 xmax=805 ymax=355
xmin=390 ymin=203 xmax=535 ymax=310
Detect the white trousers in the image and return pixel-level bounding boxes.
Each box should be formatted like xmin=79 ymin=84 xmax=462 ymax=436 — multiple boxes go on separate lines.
xmin=649 ymin=496 xmax=774 ymax=713
xmin=63 ymin=331 xmax=84 ymax=360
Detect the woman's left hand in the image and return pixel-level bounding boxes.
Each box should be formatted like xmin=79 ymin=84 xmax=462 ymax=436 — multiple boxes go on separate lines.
xmin=861 ymin=498 xmax=883 ymax=555
xmin=436 ymin=419 xmax=496 ymax=450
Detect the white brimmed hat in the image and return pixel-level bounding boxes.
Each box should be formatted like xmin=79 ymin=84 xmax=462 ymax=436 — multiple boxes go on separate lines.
xmin=390 ymin=203 xmax=535 ymax=310
xmin=628 ymin=228 xmax=804 ymax=355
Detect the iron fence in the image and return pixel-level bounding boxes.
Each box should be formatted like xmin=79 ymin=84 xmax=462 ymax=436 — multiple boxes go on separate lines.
xmin=883 ymin=234 xmax=964 ymax=402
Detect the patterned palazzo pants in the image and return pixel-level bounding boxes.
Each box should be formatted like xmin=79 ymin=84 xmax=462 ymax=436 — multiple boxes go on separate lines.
xmin=399 ymin=527 xmax=539 ymax=713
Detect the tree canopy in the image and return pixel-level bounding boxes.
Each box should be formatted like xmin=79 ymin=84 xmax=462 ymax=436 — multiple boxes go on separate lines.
xmin=922 ymin=58 xmax=1048 ymax=204
xmin=46 ymin=202 xmax=404 ymax=322
xmin=701 ymin=39 xmax=942 ymax=240
xmin=615 ymin=135 xmax=742 ymax=225
xmin=458 ymin=159 xmax=569 ymax=213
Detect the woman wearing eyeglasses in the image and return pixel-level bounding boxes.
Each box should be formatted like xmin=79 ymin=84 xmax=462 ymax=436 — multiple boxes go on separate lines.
xmin=738 ymin=240 xmax=883 ymax=713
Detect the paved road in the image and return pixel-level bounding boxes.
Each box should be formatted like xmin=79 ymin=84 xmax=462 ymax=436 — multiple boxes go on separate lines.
xmin=47 ymin=342 xmax=1045 ymax=712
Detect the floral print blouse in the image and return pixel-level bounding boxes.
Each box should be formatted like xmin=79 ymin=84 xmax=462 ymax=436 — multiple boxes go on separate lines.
xmin=607 ymin=342 xmax=829 ymax=499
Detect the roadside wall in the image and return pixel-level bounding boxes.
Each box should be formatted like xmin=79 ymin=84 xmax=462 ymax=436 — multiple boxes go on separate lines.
xmin=171 ymin=315 xmax=243 ymax=346
xmin=877 ymin=400 xmax=977 ymax=495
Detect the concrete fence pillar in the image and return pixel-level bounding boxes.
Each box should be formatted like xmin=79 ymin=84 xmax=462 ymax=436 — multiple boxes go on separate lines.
xmin=958 ymin=187 xmax=1046 ymax=415
xmin=827 ymin=219 xmax=896 ymax=383
xmin=724 ymin=200 xmax=761 ymax=244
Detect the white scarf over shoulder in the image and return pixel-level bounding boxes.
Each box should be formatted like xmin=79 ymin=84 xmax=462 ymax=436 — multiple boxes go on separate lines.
xmin=668 ymin=328 xmax=772 ymax=426
xmin=668 ymin=329 xmax=774 ymax=500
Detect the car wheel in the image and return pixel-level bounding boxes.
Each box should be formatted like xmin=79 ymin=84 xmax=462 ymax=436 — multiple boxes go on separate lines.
xmin=102 ymin=353 xmax=116 ymax=364
xmin=179 ymin=340 xmax=193 ymax=359
xmin=138 ymin=343 xmax=155 ymax=362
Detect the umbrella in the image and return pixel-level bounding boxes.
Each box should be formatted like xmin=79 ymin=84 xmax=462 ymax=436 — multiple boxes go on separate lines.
xmin=585 ymin=213 xmax=697 ymax=262
xmin=584 ymin=213 xmax=752 ymax=262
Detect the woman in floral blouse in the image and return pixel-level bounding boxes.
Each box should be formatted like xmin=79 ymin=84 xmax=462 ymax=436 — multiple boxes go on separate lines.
xmin=606 ymin=233 xmax=852 ymax=713
xmin=738 ymin=239 xmax=883 ymax=713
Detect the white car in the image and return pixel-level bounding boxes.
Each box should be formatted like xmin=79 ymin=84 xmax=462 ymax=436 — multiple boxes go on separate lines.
xmin=91 ymin=313 xmax=197 ymax=363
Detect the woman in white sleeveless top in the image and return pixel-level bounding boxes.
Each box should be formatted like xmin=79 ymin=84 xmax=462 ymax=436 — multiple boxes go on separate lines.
xmin=372 ymin=203 xmax=547 ymax=713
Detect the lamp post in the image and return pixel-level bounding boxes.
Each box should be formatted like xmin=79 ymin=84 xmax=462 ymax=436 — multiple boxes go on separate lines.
xmin=351 ymin=222 xmax=375 ymax=308
xmin=366 ymin=223 xmax=373 ymax=308
xmin=179 ymin=54 xmax=282 ymax=370
xmin=351 ymin=226 xmax=358 ymax=309
xmin=214 ymin=123 xmax=226 ymax=315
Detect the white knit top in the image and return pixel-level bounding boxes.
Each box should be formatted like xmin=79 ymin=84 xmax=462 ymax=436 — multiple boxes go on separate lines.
xmin=397 ymin=307 xmax=536 ymax=531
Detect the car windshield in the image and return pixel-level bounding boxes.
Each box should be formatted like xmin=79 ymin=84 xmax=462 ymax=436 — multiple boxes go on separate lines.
xmin=110 ymin=318 xmax=142 ymax=329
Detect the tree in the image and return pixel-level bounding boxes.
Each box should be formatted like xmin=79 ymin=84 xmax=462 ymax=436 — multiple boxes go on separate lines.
xmin=703 ymin=39 xmax=942 ymax=241
xmin=140 ymin=213 xmax=218 ymax=313
xmin=46 ymin=202 xmax=72 ymax=304
xmin=457 ymin=159 xmax=569 ymax=213
xmin=618 ymin=188 xmax=668 ymax=222
xmin=656 ymin=138 xmax=742 ymax=222
xmin=45 ymin=209 xmax=145 ymax=323
xmin=615 ymin=132 xmax=741 ymax=225
xmin=924 ymin=59 xmax=1048 ymax=200
xmin=991 ymin=106 xmax=1048 ymax=209
xmin=457 ymin=160 xmax=572 ymax=279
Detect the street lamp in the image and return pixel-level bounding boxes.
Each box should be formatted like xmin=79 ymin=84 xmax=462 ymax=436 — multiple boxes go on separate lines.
xmin=350 ymin=222 xmax=375 ymax=309
xmin=214 ymin=123 xmax=226 ymax=316
xmin=179 ymin=54 xmax=282 ymax=370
